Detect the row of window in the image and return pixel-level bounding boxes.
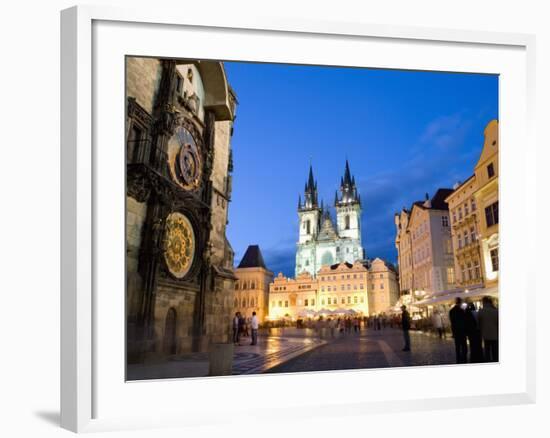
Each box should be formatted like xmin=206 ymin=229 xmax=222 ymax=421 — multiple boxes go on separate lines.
xmin=234 ymin=297 xmax=257 ymax=308
xmin=452 ymin=198 xmax=477 ymax=224
xmin=270 ymin=293 xmax=372 ymax=308
xmin=303 ymin=215 xmax=352 ymax=234
xmin=320 ymin=272 xmax=375 ymax=281
xmin=321 ymin=296 xmax=365 ymax=306
xmin=413 ymin=245 xmax=431 ymax=264
xmin=460 ymin=260 xmax=481 ymax=282
xmin=235 ymin=281 xmax=258 ymax=290
xmin=321 ymin=284 xmax=365 ymax=292
xmin=412 ymin=222 xmax=428 ymax=240
xmin=457 ymin=226 xmax=478 ymax=249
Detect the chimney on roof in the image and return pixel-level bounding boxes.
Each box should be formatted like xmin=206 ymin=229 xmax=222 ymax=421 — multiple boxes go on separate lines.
xmin=423 ymin=192 xmax=432 ymax=208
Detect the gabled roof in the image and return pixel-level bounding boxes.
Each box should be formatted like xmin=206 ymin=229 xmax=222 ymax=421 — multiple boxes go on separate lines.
xmin=430 ymin=188 xmax=454 ymax=210
xmin=409 ymin=188 xmax=453 ymax=213
xmin=237 ymin=245 xmax=267 ymax=269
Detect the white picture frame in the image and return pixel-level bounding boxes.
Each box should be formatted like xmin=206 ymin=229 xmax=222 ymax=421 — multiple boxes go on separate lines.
xmin=61 ymin=5 xmax=537 ymax=433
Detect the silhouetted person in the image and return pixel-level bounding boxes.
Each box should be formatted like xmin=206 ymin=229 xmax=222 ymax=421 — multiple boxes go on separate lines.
xmin=250 ymin=311 xmax=259 ymax=346
xmin=232 ymin=312 xmax=240 ymax=345
xmin=464 ymin=302 xmax=483 ymax=362
xmin=449 ymin=297 xmax=468 ymax=363
xmin=238 ymin=314 xmax=245 ymax=339
xmin=478 ymin=296 xmax=499 ymax=362
xmin=401 ymin=305 xmax=411 ymax=351
xmin=432 ymin=310 xmax=445 ymax=339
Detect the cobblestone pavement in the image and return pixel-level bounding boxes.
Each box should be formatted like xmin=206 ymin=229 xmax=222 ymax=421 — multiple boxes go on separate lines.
xmin=126 ymin=328 xmax=326 ymax=380
xmin=231 ymin=333 xmax=325 ymax=375
xmin=266 ymin=328 xmax=457 ymax=374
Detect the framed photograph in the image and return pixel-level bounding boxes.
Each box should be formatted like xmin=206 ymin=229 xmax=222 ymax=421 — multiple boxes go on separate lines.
xmin=61 ymin=5 xmax=536 ymax=433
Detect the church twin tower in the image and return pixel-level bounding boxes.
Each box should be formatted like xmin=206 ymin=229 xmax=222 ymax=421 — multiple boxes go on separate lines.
xmin=296 ymin=161 xmax=365 ymax=277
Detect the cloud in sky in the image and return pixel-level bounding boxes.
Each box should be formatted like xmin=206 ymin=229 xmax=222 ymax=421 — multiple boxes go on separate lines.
xmin=358 ymin=110 xmax=486 ymax=263
xmin=225 ymin=62 xmax=498 ymax=276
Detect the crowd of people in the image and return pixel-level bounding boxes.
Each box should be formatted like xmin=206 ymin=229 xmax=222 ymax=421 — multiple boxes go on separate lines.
xmin=232 ymin=311 xmax=259 ymax=346
xmin=399 ymin=296 xmax=499 ymax=363
xmin=233 ymin=296 xmax=499 ymax=365
xmin=448 ymin=296 xmax=499 ymax=363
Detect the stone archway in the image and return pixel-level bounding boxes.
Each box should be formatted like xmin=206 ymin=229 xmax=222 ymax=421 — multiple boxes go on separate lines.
xmin=163 ymin=307 xmax=177 ymax=355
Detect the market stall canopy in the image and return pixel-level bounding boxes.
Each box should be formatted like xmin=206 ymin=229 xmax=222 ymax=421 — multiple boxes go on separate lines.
xmin=414 ymin=286 xmax=498 ymax=307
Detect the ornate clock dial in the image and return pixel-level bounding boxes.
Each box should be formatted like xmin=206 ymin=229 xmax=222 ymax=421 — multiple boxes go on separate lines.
xmin=163 ymin=212 xmax=195 ymax=279
xmin=172 ymin=126 xmax=201 ymax=190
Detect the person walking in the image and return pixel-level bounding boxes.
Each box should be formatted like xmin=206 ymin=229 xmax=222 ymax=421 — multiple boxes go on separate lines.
xmin=233 ymin=312 xmax=241 ymax=345
xmin=250 ymin=311 xmax=259 ymax=346
xmin=449 ymin=297 xmax=468 ymax=363
xmin=432 ymin=310 xmax=445 ymax=339
xmin=477 ymin=296 xmax=499 ymax=362
xmin=401 ymin=305 xmax=411 ymax=351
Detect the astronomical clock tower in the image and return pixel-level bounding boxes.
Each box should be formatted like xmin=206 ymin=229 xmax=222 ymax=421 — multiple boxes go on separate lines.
xmin=126 ymin=58 xmax=237 ymax=361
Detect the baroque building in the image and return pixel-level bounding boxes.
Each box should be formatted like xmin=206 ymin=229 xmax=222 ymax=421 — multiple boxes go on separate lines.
xmin=295 ymin=161 xmax=364 ymax=277
xmin=444 ymin=119 xmax=499 ymax=291
xmin=233 ymin=245 xmax=274 ymax=323
xmin=126 ymin=58 xmax=237 ymax=362
xmin=394 ymin=189 xmax=455 ymax=299
xmin=394 ymin=119 xmax=499 ymax=312
xmin=445 ymin=176 xmax=484 ymax=288
xmin=268 ymin=259 xmax=398 ymax=319
xmin=473 ymin=120 xmax=499 ymax=289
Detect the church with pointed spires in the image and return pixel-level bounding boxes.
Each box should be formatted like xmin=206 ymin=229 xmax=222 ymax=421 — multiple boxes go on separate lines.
xmin=296 ymin=160 xmax=365 ymax=277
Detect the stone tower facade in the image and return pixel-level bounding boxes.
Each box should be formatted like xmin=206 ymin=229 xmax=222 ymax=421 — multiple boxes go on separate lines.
xmin=295 ymin=161 xmax=365 ymax=277
xmin=126 ymin=58 xmax=237 ymax=363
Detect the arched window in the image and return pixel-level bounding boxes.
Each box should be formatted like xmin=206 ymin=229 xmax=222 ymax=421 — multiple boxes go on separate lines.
xmin=305 ymin=219 xmax=311 ymax=235
xmin=345 ymin=215 xmax=350 ymax=230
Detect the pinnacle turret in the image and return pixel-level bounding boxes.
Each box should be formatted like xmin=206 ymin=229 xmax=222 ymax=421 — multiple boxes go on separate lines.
xmin=337 ymin=160 xmax=360 ymax=206
xmin=301 ymin=164 xmax=319 ymax=210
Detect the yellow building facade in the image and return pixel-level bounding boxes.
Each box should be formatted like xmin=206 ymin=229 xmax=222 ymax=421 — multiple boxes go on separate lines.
xmin=368 ymin=258 xmax=400 ymax=315
xmin=445 ymin=176 xmax=484 ymax=288
xmin=445 ymin=119 xmax=499 ymax=290
xmin=268 ymin=259 xmax=399 ymax=320
xmin=474 ymin=120 xmax=499 ymax=288
xmin=233 ymin=245 xmax=273 ymax=322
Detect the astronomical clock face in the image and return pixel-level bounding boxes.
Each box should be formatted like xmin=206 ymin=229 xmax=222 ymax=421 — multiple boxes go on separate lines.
xmin=163 ymin=212 xmax=196 ymax=279
xmin=169 ymin=126 xmax=202 ymax=190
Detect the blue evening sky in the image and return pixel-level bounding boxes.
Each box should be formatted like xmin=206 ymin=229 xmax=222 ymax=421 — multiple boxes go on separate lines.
xmin=223 ymin=61 xmax=498 ymax=277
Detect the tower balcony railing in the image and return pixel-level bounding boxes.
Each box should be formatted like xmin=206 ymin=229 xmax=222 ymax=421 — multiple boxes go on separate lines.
xmin=127 ymin=138 xmax=171 ymax=180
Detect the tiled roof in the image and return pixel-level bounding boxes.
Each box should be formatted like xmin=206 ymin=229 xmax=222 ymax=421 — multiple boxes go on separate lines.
xmin=237 ymin=245 xmax=267 ymax=269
